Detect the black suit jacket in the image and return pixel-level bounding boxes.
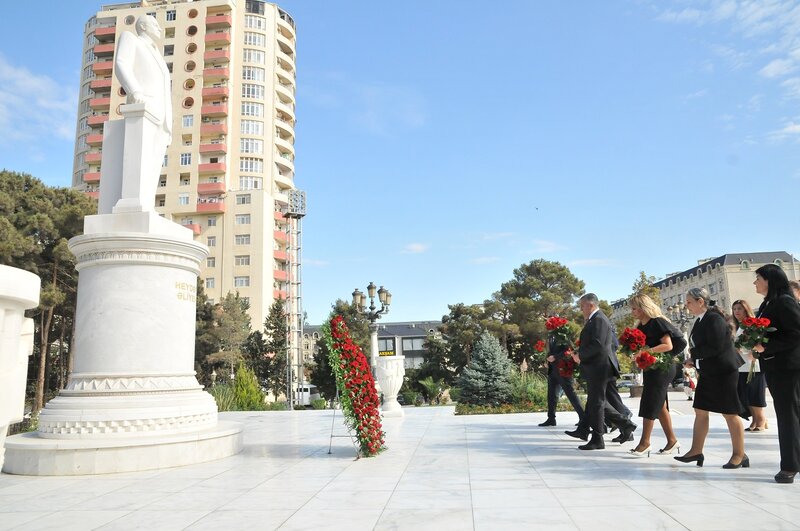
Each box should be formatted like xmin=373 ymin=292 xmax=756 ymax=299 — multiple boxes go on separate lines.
xmin=578 ymin=311 xmax=619 ymax=378
xmin=758 ymin=294 xmax=800 ymax=372
xmin=689 ymin=310 xmax=742 ymax=375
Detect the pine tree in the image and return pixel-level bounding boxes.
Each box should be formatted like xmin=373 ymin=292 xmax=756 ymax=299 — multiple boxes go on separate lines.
xmin=263 ymin=298 xmax=289 ymax=400
xmin=458 ymin=331 xmax=513 ymax=406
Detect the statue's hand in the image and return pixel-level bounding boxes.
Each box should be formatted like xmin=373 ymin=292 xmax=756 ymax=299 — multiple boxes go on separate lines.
xmin=127 ymin=91 xmax=146 ymax=104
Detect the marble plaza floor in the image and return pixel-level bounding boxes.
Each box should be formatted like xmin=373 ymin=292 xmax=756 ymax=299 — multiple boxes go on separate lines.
xmin=1 ymin=392 xmax=798 ymax=531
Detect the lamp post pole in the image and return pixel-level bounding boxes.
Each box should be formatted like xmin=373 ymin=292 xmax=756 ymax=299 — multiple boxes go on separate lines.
xmin=352 ymin=282 xmax=391 ymax=369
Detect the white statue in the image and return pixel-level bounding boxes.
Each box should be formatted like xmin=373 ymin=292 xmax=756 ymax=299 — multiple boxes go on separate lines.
xmin=99 ymin=14 xmax=172 ymax=215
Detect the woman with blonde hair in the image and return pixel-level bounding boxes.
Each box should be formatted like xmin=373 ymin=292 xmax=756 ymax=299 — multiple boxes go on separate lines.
xmin=627 ymin=293 xmax=680 ymax=457
xmin=731 ymin=299 xmax=767 ymax=431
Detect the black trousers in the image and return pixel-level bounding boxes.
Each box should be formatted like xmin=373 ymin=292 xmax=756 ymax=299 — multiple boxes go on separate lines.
xmin=578 ymin=364 xmax=630 ymax=435
xmin=546 ymin=370 xmax=585 ymax=422
xmin=606 ymin=380 xmax=632 ymax=420
xmin=765 ymin=370 xmax=800 ymax=472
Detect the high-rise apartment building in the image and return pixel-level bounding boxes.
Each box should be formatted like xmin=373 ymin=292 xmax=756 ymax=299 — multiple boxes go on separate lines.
xmin=72 ymin=0 xmax=304 ymax=359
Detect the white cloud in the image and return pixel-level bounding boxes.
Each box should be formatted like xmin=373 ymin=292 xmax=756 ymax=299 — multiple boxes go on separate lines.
xmin=767 ymin=120 xmax=800 ymax=141
xmin=0 ymin=54 xmax=76 ymax=145
xmin=401 ymin=243 xmax=429 ymax=254
xmin=760 ymin=58 xmax=796 ymax=78
xmin=685 ymin=88 xmax=709 ymax=100
xmin=468 ymin=256 xmax=500 ymax=264
xmin=530 ymin=239 xmax=566 ymax=254
xmin=780 ymin=77 xmax=800 ymax=99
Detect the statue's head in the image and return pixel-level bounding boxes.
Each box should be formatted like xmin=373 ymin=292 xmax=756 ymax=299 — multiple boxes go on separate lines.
xmin=135 ymin=15 xmax=162 ymax=41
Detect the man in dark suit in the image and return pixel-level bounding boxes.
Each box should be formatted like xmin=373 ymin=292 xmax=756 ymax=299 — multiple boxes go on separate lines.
xmin=566 ymin=293 xmax=636 ymax=450
xmin=539 ymin=333 xmax=585 ymax=427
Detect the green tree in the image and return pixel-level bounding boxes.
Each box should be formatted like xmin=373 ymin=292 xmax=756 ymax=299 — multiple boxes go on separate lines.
xmin=195 ymin=278 xmax=218 ymax=382
xmin=417 ymin=334 xmax=453 ymax=385
xmin=309 ymin=337 xmax=337 ymax=400
xmin=616 ymin=271 xmax=662 ymax=332
xmin=439 ymin=303 xmax=486 ymax=374
xmin=458 ymin=331 xmax=513 ymax=406
xmin=205 ymin=292 xmax=252 ymax=374
xmin=418 ymin=376 xmax=446 ymax=404
xmin=262 ymin=298 xmax=289 ymax=400
xmin=233 ymin=364 xmax=265 ymax=410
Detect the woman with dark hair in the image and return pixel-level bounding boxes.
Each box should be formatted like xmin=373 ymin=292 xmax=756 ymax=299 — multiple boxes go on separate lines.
xmin=732 ymin=299 xmax=768 ymax=431
xmin=752 ymin=264 xmax=800 ymax=483
xmin=675 ymin=287 xmax=745 ymax=468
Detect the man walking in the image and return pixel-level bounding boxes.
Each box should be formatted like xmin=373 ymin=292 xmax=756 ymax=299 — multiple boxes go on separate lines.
xmin=539 ymin=332 xmax=585 ymax=427
xmin=566 ymin=293 xmax=636 ymax=450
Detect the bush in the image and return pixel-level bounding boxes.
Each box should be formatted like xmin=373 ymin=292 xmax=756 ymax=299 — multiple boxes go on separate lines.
xmin=264 ymin=401 xmax=289 ymax=411
xmin=448 ymin=387 xmax=461 ymax=403
xmin=401 ymin=391 xmax=418 ymax=405
xmin=209 ymin=383 xmax=236 ymax=412
xmin=311 ymin=398 xmax=327 ymax=410
xmin=509 ymin=371 xmax=548 ymax=407
xmin=234 ymin=364 xmax=266 ymax=411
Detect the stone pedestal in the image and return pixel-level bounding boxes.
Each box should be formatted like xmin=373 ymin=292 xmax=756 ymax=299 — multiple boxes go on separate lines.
xmin=0 ymin=266 xmax=41 ymax=471
xmin=2 ymin=212 xmax=243 ymax=475
xmin=376 ymin=356 xmax=405 ymax=418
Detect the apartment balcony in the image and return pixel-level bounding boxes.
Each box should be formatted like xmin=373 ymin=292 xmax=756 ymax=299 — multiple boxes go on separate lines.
xmin=92 ymin=61 xmax=113 ymax=75
xmin=88 ymin=114 xmax=109 ymax=127
xmin=276 ymin=83 xmax=295 ymax=104
xmin=276 ymin=67 xmax=294 ymax=86
xmin=273 ymin=230 xmax=288 ymax=242
xmin=85 ymin=152 xmax=102 ymax=163
xmin=202 ymin=86 xmax=229 ymax=101
xmin=275 ymin=117 xmax=295 ymax=138
xmin=276 ymin=101 xmax=295 ymax=121
xmin=274 ymin=136 xmax=294 ymax=154
xmin=197 ymin=201 xmax=225 ymax=214
xmin=277 ymin=51 xmax=295 ymax=72
xmin=274 ymin=211 xmax=285 ymax=221
xmin=182 ymin=223 xmax=202 ymax=236
xmin=199 ymin=143 xmax=227 ymax=155
xmin=273 ymin=289 xmax=288 ymax=300
xmin=93 ymin=43 xmax=115 ymax=57
xmin=90 ymin=78 xmax=112 ymax=90
xmin=273 ymin=269 xmax=289 ymax=281
xmin=86 ymin=134 xmax=104 ymax=146
xmin=83 ymin=172 xmax=101 ymax=184
xmin=201 ymin=104 xmax=227 ymax=118
xmin=206 ymin=14 xmax=232 ymax=28
xmin=277 ymin=9 xmax=296 ymax=38
xmin=275 ymin=153 xmax=294 ymax=173
xmin=200 ymin=122 xmax=227 ymax=136
xmin=94 ymin=26 xmax=116 ymax=42
xmin=273 ymin=249 xmax=288 ymax=261
xmin=205 ymin=31 xmax=231 ymax=46
xmin=276 ymin=33 xmax=295 ymax=54
xmin=197 ymin=182 xmax=225 ymax=195
xmin=274 ymin=173 xmax=293 ymax=189
xmin=89 ymin=97 xmax=111 ymax=110
xmin=86 ymin=191 xmax=100 ymax=200
xmin=204 ymin=49 xmax=230 ymax=64
xmin=198 ymin=162 xmax=226 ymax=174
xmin=203 ymin=67 xmax=229 ymax=81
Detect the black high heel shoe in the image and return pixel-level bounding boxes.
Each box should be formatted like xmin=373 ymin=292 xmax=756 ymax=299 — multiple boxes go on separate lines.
xmin=722 ymin=454 xmax=749 ymax=469
xmin=775 ymin=471 xmax=797 ymax=484
xmin=674 ymin=453 xmax=704 ymax=467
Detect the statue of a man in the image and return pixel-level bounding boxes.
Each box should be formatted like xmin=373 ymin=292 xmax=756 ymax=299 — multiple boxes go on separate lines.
xmin=103 ymin=14 xmax=172 ymax=214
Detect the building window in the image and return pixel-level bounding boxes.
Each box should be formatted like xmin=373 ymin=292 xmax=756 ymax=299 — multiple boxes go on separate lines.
xmin=240 ymin=138 xmax=263 ymax=154
xmin=240 ymin=120 xmax=264 ymax=135
xmin=235 ymin=234 xmax=251 ymax=245
xmin=180 ymin=153 xmax=191 ymax=165
xmin=240 ymin=158 xmax=263 ymax=173
xmin=246 ymin=0 xmax=265 ymax=15
xmin=164 ymin=44 xmax=174 ymax=56
xmin=402 ymin=338 xmax=426 ymax=351
xmin=236 ymin=194 xmax=251 ymax=205
xmin=235 ymin=255 xmax=251 ymax=266
xmin=180 ymin=176 xmax=190 ymax=186
xmin=208 ymin=216 xmax=217 ymax=227
xmin=241 ymin=102 xmax=264 ymax=116
xmin=243 ymin=32 xmax=266 ymax=47
xmin=242 ymin=66 xmax=265 ymax=81
xmin=178 ymin=193 xmax=189 ymax=205
xmin=206 ymin=277 xmax=215 ymax=289
xmin=242 ymin=49 xmax=265 ymax=64
xmin=741 ymin=260 xmax=750 ymax=270
xmin=378 ymin=338 xmax=395 ymax=355
xmin=206 ymin=257 xmax=216 ymax=268
xmin=239 ymin=176 xmax=262 ymax=190
xmin=207 ymin=236 xmax=216 ymax=247
xmin=166 ymin=9 xmax=176 ymax=21
xmin=235 ymin=214 xmax=251 ymax=225
xmin=244 ymin=14 xmax=266 ymax=29
xmin=183 ymin=115 xmax=193 ymax=127
xmin=241 ymin=83 xmax=265 ymax=99
xmin=234 ymin=276 xmax=250 ymax=287
xmin=159 ymin=177 xmax=166 ymax=187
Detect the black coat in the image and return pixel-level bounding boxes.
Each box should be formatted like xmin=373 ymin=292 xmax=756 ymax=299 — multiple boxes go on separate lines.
xmin=578 ymin=311 xmax=619 ymax=378
xmin=758 ymin=294 xmax=800 ymax=372
xmin=689 ymin=310 xmax=742 ymax=375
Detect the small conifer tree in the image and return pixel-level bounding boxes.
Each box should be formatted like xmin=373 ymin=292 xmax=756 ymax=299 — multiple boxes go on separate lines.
xmin=233 ymin=364 xmax=265 ymax=410
xmin=458 ymin=331 xmax=513 ymax=406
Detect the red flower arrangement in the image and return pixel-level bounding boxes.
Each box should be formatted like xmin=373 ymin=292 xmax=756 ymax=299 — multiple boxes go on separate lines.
xmin=322 ymin=315 xmax=385 ymax=457
xmin=633 ymin=351 xmax=657 ymax=371
xmin=534 ymin=340 xmax=546 ymax=353
xmin=735 ymin=317 xmax=775 ymax=350
xmin=545 ymin=316 xmax=568 ymax=331
xmin=557 ymin=349 xmax=577 ymax=378
xmin=618 ymin=327 xmax=647 ymax=355
xmin=545 ymin=316 xmax=573 ymax=346
xmin=633 ymin=350 xmax=674 ymax=372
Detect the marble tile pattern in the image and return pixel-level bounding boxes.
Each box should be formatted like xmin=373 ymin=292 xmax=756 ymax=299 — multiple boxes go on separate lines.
xmin=1 ymin=393 xmax=797 ymax=530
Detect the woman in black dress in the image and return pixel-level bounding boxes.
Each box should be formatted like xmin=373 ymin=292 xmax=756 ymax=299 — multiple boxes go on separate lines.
xmin=752 ymin=264 xmax=800 ymax=483
xmin=732 ymin=299 xmax=767 ymax=431
xmin=628 ymin=293 xmax=679 ymax=457
xmin=675 ymin=287 xmax=745 ymax=468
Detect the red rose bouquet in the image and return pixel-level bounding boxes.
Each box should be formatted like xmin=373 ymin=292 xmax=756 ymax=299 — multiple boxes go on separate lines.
xmin=323 ymin=315 xmax=385 ymax=457
xmin=534 ymin=340 xmax=546 ymax=353
xmin=736 ymin=317 xmax=776 ymax=383
xmin=545 ymin=316 xmax=573 ymax=347
xmin=633 ymin=350 xmax=674 ymax=372
xmin=618 ymin=327 xmax=647 ymax=356
xmin=557 ymin=348 xmax=577 ymax=378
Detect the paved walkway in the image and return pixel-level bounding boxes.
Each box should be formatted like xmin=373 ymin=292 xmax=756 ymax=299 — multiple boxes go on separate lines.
xmin=1 ymin=392 xmax=797 ymax=530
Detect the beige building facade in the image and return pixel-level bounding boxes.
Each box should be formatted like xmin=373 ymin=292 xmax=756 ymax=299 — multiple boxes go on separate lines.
xmin=611 ymin=252 xmax=800 ymax=325
xmin=72 ymin=0 xmax=302 ymax=346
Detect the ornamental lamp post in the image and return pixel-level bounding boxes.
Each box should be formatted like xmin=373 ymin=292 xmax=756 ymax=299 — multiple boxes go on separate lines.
xmin=352 ymin=282 xmax=391 ymax=369
xmin=668 ymin=302 xmax=694 ymax=333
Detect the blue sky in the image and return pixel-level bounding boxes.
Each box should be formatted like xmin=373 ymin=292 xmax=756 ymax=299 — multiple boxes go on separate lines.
xmin=1 ymin=1 xmax=799 ymax=325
